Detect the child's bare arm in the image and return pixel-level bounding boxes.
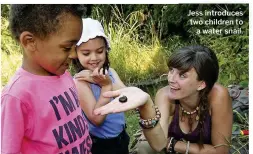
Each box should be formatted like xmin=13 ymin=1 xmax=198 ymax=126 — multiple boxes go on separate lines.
xmin=109 ymin=68 xmax=126 ymax=90
xmin=74 ymin=67 xmax=113 ymax=126
xmin=75 ymin=80 xmax=112 ymax=126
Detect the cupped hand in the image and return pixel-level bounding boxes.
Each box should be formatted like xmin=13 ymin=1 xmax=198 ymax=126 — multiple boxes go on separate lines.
xmin=74 ymin=67 xmax=112 ymax=87
xmin=91 ymin=67 xmax=112 ymax=87
xmin=94 ymin=87 xmax=150 ymax=115
xmin=74 ymin=70 xmax=95 ymax=83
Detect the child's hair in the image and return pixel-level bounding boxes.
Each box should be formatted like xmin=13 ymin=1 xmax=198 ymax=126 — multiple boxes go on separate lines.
xmin=9 ymin=4 xmax=87 ymax=41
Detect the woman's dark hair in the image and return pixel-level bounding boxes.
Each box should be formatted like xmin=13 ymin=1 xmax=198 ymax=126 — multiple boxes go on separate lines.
xmin=9 ymin=4 xmax=87 ymax=41
xmin=72 ymin=36 xmax=110 ymax=73
xmin=168 ymin=45 xmax=219 ymax=145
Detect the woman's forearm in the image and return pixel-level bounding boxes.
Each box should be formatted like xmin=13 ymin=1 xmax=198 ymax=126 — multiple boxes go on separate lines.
xmin=175 ymin=141 xmax=229 ymax=154
xmin=139 ymin=98 xmax=167 ymax=152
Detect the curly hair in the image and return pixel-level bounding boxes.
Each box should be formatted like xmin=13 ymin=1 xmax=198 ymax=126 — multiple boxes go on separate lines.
xmin=168 ymin=45 xmax=219 ymax=146
xmin=9 ymin=4 xmax=87 ymax=41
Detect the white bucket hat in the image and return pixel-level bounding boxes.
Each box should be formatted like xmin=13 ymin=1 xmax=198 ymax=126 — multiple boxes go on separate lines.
xmin=77 ymin=18 xmax=110 ymax=50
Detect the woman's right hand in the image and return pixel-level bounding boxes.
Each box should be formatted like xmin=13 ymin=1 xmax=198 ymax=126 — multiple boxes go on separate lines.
xmin=94 ymin=87 xmax=150 ymax=115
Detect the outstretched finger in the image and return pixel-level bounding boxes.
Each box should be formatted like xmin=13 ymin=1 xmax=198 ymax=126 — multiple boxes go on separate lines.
xmin=102 ymin=89 xmax=122 ymax=98
xmin=94 ymin=101 xmax=116 ymax=115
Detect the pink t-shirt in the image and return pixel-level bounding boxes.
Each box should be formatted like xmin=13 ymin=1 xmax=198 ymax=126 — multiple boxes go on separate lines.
xmin=1 ymin=68 xmax=92 ymax=154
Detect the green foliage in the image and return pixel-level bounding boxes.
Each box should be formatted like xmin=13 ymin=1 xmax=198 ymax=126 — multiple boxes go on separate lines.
xmin=1 ymin=52 xmax=22 ymax=87
xmin=1 ymin=5 xmax=23 ymax=88
xmin=198 ymin=34 xmax=248 ymax=85
xmin=231 ymin=111 xmax=249 ymax=154
xmin=91 ymin=5 xmax=169 ymax=84
xmin=1 ymin=11 xmax=22 ymax=55
xmin=1 ymin=4 xmax=10 ymax=19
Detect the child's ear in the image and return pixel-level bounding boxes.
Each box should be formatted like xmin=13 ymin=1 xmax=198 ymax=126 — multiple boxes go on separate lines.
xmin=197 ymin=81 xmax=206 ymax=91
xmin=19 ymin=31 xmax=36 ymax=52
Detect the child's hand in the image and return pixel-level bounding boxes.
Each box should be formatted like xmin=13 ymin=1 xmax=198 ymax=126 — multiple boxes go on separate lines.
xmin=94 ymin=87 xmax=150 ymax=115
xmin=91 ymin=67 xmax=112 ymax=87
xmin=74 ymin=70 xmax=95 ymax=83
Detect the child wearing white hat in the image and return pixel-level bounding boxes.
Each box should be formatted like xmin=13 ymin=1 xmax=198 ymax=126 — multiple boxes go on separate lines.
xmin=73 ymin=18 xmax=129 ymax=154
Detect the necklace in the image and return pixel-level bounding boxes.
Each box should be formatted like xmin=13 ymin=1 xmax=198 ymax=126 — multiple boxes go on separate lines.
xmin=179 ymin=104 xmax=199 ymax=121
xmin=179 ymin=104 xmax=200 ymax=133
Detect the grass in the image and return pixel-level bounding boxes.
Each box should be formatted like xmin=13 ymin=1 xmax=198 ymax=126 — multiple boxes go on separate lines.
xmin=125 ymin=110 xmax=140 ymax=148
xmin=1 ymin=15 xmax=23 ymax=88
xmin=104 ymin=13 xmax=169 ymax=84
xmin=230 ymin=110 xmax=249 ymax=154
xmin=1 ymin=52 xmax=22 ymax=88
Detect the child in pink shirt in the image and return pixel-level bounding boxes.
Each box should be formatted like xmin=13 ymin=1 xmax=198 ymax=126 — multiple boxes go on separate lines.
xmin=1 ymin=5 xmax=92 ymax=154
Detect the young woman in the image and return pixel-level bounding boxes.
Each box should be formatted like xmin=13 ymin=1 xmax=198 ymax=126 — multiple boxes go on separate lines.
xmin=94 ymin=45 xmax=233 ymax=154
